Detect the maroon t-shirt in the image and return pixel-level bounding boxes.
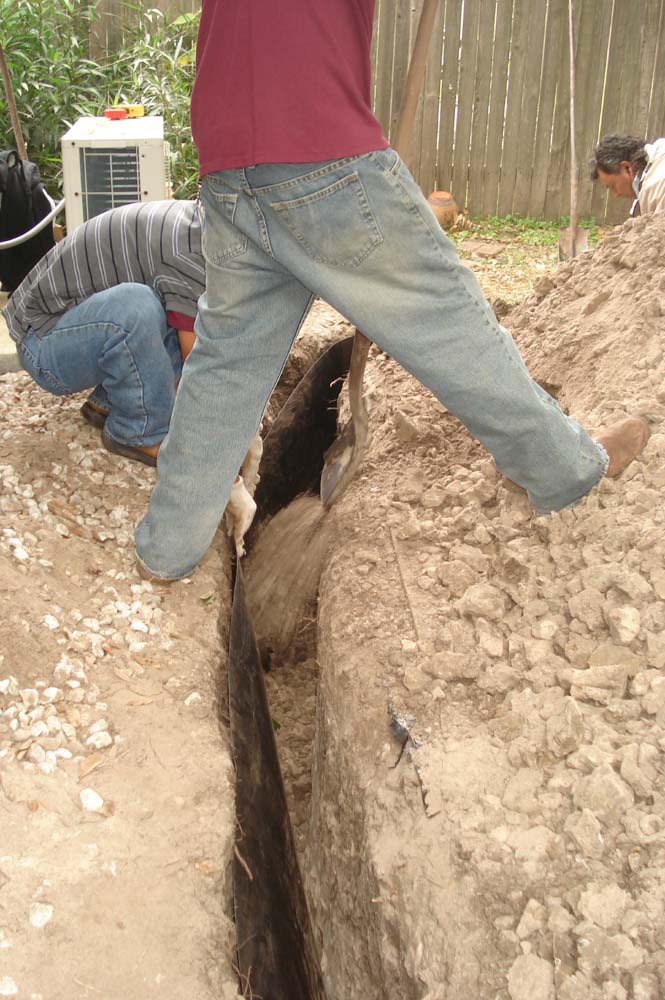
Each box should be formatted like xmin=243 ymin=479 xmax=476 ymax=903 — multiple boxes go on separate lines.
xmin=191 ymin=0 xmax=389 ymax=176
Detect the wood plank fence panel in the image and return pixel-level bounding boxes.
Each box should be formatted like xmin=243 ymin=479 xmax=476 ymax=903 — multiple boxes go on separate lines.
xmin=528 ymin=0 xmax=566 ymax=219
xmin=512 ymin=1 xmax=548 ymax=216
xmin=437 ymin=0 xmax=463 ymax=194
xmin=388 ymin=0 xmax=417 ymax=141
xmin=401 ymin=0 xmax=426 ymax=169
xmin=594 ymin=1 xmax=635 ymax=223
xmin=646 ymin=0 xmax=665 ymax=140
xmin=92 ymin=0 xmax=665 ymax=222
xmin=573 ymin=0 xmax=614 ymax=221
xmin=374 ymin=0 xmax=399 ymax=134
xmin=497 ymin=0 xmax=529 ymax=216
xmin=466 ymin=0 xmax=496 ymax=215
xmin=451 ymin=0 xmax=481 ymax=202
xmin=413 ymin=0 xmax=446 ymax=196
xmin=480 ymin=0 xmax=512 ymax=217
xmin=637 ymin=0 xmax=664 ymax=134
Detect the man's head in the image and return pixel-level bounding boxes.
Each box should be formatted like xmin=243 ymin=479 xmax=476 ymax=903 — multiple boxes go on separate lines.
xmin=589 ymin=134 xmax=648 ymax=199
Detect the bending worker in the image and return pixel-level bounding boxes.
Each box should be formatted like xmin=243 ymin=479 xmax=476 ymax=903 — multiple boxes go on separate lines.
xmin=3 ymin=198 xmax=259 ymax=551
xmin=135 ymin=0 xmax=649 ymax=583
xmin=590 ymin=133 xmax=665 ymax=216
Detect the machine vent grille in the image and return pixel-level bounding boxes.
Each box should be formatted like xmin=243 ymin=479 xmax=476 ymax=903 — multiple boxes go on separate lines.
xmin=79 ymin=147 xmax=141 ymax=221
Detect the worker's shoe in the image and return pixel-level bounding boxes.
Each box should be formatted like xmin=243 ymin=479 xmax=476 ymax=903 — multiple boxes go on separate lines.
xmin=101 ymin=427 xmax=160 ymax=468
xmin=597 ymin=416 xmax=650 ymax=478
xmin=81 ymin=399 xmax=108 ymax=429
xmin=135 ymin=557 xmax=176 ymax=585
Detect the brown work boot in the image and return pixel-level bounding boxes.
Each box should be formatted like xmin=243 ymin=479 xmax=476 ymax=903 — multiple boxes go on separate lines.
xmin=135 ymin=558 xmax=175 ymax=585
xmin=101 ymin=427 xmax=160 ymax=467
xmin=596 ymin=416 xmax=650 ymax=478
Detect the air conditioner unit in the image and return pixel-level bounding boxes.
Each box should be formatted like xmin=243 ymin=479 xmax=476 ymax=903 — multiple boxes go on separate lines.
xmin=61 ymin=116 xmax=171 ymax=231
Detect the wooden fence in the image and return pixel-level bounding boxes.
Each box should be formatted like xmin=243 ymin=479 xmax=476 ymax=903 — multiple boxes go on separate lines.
xmin=373 ymin=0 xmax=665 ymax=223
xmin=95 ymin=0 xmax=665 ymax=223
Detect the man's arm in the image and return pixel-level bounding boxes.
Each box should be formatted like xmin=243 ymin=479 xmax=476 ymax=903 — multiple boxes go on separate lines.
xmin=177 ymin=328 xmax=196 ymax=360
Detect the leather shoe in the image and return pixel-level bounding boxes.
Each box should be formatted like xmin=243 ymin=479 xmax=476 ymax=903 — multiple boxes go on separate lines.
xmin=102 ymin=427 xmax=158 ymax=467
xmin=81 ymin=399 xmax=108 ymax=429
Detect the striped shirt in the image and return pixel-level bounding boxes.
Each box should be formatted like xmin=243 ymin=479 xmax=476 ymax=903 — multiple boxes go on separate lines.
xmin=4 ymin=200 xmax=205 ymax=345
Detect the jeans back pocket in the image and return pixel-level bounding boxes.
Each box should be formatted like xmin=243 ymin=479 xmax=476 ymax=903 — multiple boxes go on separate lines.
xmin=202 ymin=190 xmax=248 ymax=265
xmin=270 ymin=172 xmax=383 ymax=268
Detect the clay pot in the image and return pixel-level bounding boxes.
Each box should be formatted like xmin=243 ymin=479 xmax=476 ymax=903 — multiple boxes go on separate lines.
xmin=428 ymin=191 xmax=457 ymax=229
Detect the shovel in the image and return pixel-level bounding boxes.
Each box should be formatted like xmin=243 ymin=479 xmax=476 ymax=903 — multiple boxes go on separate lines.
xmin=558 ymin=0 xmax=588 ymax=261
xmin=320 ymin=0 xmax=441 ymax=507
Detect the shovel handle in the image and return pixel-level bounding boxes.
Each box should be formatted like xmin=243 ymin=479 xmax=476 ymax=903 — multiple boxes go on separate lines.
xmin=0 ymin=43 xmax=27 ymax=160
xmin=568 ymin=0 xmax=578 ymax=231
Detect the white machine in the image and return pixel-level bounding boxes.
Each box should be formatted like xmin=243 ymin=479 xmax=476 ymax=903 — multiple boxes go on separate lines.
xmin=61 ymin=115 xmax=171 ymax=231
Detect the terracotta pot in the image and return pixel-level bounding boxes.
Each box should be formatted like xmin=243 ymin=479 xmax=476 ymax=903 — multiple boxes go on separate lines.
xmin=428 ymin=191 xmax=457 ymax=229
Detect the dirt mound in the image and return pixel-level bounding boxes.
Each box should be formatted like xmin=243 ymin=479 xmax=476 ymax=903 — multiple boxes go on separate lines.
xmin=307 ymin=217 xmax=665 ymax=999
xmin=510 ymin=213 xmax=665 ymax=428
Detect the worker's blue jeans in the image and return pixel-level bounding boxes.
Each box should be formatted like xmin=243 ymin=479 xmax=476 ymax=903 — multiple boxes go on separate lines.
xmin=135 ymin=149 xmax=608 ymax=579
xmin=17 ymin=284 xmax=182 ymax=447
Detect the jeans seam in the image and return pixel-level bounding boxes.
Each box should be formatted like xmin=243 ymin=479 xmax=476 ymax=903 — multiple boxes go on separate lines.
xmin=121 ymin=339 xmax=148 ymax=439
xmin=252 ymin=197 xmax=275 ymax=257
xmin=236 ymin=155 xmax=370 ymax=194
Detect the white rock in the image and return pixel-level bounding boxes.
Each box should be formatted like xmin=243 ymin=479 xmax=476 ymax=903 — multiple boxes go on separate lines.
xmin=516 ymin=898 xmax=547 ymax=939
xmin=606 ymin=606 xmax=641 ymax=645
xmin=508 ymin=826 xmax=556 ymax=863
xmin=507 ymin=953 xmax=554 ymax=1000
xmin=545 ymin=698 xmax=584 ymax=757
xmin=578 ymin=882 xmax=629 ymax=931
xmin=88 ymin=718 xmax=108 ymax=735
xmin=503 ymin=769 xmax=544 ymax=814
xmin=184 ymin=692 xmax=203 ymax=707
xmin=0 ymin=978 xmax=18 ymax=997
xmin=457 ymin=583 xmax=508 ymax=621
xmin=564 ymin=809 xmax=604 ymax=859
xmin=26 ymin=744 xmax=46 ymax=764
xmin=572 ymin=764 xmax=634 ymax=825
xmin=86 ymin=731 xmax=113 ymax=750
xmin=29 ymin=903 xmax=54 ymax=929
xmin=80 ymin=788 xmax=104 ymax=812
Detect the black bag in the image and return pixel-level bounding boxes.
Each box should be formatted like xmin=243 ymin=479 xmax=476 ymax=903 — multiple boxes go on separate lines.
xmin=0 ymin=149 xmax=55 ymax=294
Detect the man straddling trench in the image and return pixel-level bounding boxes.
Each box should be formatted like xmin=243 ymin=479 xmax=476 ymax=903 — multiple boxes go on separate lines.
xmin=3 ymin=198 xmax=259 ymax=551
xmin=134 ymin=0 xmax=650 ymax=582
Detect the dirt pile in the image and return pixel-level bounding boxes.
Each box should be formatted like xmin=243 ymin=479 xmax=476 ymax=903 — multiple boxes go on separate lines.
xmin=306 ymin=215 xmax=665 ymax=1000
xmin=0 ymin=382 xmax=240 ymax=998
xmin=510 ymin=212 xmax=665 ymax=425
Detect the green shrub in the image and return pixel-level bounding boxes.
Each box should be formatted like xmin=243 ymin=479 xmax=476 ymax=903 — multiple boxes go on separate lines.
xmin=0 ymin=1 xmax=200 ymax=198
xmin=0 ymin=0 xmax=108 ymax=187
xmin=107 ymin=5 xmax=200 ymax=199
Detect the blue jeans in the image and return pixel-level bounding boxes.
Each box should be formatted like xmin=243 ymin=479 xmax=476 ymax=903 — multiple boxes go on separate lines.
xmin=136 ymin=150 xmax=607 ymax=579
xmin=17 ymin=284 xmax=182 ymax=447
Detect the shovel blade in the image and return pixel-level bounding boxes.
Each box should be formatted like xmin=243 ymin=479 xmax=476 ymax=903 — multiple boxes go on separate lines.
xmin=558 ymin=225 xmax=589 ymax=261
xmin=320 ymin=418 xmax=356 ymax=507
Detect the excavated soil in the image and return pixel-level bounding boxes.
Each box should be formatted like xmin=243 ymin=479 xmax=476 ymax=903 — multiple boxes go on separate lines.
xmin=2 ymin=214 xmax=665 ymax=1000
xmin=303 ymin=213 xmax=665 ymax=1000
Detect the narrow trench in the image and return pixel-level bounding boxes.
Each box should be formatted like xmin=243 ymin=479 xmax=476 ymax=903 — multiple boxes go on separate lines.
xmin=226 ymin=338 xmax=353 ymax=1000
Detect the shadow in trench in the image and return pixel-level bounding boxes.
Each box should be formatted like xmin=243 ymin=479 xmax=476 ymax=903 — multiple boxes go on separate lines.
xmin=227 ymin=336 xmax=353 ymax=1000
